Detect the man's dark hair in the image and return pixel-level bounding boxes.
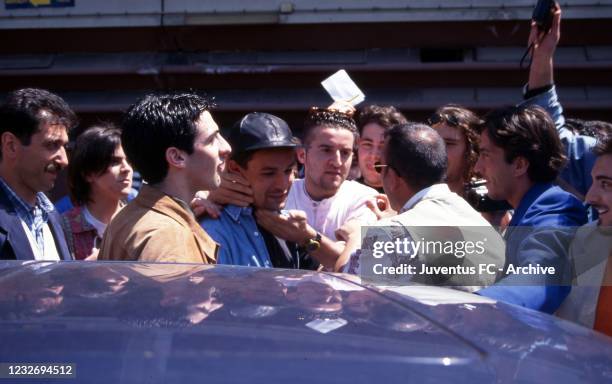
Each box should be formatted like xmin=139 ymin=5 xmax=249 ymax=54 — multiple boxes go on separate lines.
xmin=302 ymin=108 xmax=358 ymax=147
xmin=0 ymin=88 xmax=77 ymax=157
xmin=385 ymin=123 xmax=447 ymax=192
xmin=479 ymin=105 xmax=566 ymax=183
xmin=594 ymin=125 xmax=612 ymax=157
xmin=121 ymin=93 xmax=214 ymax=184
xmin=68 ymin=124 xmax=123 ymax=205
xmin=430 ymin=104 xmax=482 ymax=182
xmin=564 ymin=118 xmax=612 ymax=138
xmin=356 ymin=105 xmax=408 ymax=135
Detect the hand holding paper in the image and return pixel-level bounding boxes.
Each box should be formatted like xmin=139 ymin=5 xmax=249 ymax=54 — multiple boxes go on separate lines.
xmin=321 ymin=70 xmax=365 ymax=106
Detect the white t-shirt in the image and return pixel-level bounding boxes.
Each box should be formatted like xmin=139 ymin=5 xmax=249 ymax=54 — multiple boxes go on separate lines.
xmin=82 ymin=206 xmax=107 ymax=238
xmin=285 ymin=179 xmax=378 ymax=241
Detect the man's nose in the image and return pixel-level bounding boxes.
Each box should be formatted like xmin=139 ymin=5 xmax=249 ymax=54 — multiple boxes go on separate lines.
xmin=585 ymin=184 xmax=598 ymax=206
xmin=57 ymin=146 xmax=69 ymax=167
xmin=121 ymin=159 xmax=133 ymax=174
xmin=219 ymin=135 xmax=232 ymax=159
xmin=474 ymin=156 xmax=484 ymax=175
xmin=330 ymin=150 xmax=343 ymax=166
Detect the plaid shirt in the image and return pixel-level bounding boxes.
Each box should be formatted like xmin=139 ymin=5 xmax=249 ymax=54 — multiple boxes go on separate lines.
xmin=0 ymin=177 xmax=54 ymax=256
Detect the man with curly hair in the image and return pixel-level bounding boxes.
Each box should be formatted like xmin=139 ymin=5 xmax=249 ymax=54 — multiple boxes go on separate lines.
xmin=427 ymin=105 xmax=481 ymax=197
xmin=355 ymin=105 xmax=408 ymax=192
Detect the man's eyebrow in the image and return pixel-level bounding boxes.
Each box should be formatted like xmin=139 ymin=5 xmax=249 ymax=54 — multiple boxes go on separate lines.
xmin=260 ymin=166 xmax=280 ymax=171
xmin=595 ymin=175 xmax=612 ymax=181
xmin=204 ymin=130 xmax=220 ymax=141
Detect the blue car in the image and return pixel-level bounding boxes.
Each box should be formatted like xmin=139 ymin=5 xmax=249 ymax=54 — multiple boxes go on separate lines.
xmin=0 ymin=260 xmax=610 ymax=383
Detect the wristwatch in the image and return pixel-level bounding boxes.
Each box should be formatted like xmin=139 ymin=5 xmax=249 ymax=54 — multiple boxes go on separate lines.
xmin=302 ymin=232 xmax=322 ymax=252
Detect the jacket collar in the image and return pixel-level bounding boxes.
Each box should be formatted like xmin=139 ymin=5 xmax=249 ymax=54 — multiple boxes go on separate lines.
xmin=135 ymin=185 xmax=218 ymax=262
xmin=509 ymin=182 xmax=553 ymax=227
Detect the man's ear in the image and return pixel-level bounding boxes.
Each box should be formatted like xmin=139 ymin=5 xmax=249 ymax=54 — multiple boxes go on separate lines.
xmin=296 ymin=147 xmax=306 ymax=165
xmin=513 ymin=156 xmax=529 ymax=178
xmin=387 ymin=167 xmax=402 ymax=191
xmin=1 ymin=132 xmax=20 ymax=160
xmin=84 ymin=172 xmax=95 ymax=184
xmin=165 ymin=147 xmax=187 ymax=169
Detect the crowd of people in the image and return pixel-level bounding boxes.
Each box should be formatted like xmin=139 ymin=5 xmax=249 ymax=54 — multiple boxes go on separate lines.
xmin=0 ymin=5 xmax=609 ymax=336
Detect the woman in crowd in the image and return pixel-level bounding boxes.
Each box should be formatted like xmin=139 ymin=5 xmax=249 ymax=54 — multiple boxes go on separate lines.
xmin=427 ymin=104 xmax=481 ymax=197
xmin=62 ymin=124 xmax=133 ymax=260
xmin=428 ymin=105 xmax=510 ymax=226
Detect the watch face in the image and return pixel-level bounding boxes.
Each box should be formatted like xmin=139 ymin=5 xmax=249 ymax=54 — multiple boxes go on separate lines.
xmin=306 ymin=239 xmax=320 ymax=252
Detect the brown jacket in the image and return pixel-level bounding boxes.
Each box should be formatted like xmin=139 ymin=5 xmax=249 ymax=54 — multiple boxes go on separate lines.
xmin=98 ymin=185 xmax=217 ymax=263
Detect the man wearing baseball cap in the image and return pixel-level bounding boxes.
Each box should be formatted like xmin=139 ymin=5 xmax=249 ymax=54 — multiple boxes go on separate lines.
xmin=201 ymin=112 xmax=323 ymax=269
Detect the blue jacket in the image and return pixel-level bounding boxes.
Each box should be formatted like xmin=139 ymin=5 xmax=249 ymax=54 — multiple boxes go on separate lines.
xmin=478 ymin=183 xmax=588 ymax=313
xmin=0 ymin=188 xmax=72 ymax=261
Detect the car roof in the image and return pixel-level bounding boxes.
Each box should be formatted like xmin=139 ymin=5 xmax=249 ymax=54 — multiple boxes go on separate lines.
xmin=0 ymin=261 xmax=610 ymax=383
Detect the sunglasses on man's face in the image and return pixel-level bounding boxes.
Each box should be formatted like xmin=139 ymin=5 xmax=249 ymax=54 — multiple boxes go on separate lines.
xmin=427 ymin=113 xmax=460 ymax=127
xmin=373 ymin=162 xmax=391 ymax=174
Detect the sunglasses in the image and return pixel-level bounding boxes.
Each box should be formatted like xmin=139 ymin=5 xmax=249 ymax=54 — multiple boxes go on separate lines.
xmin=427 ymin=113 xmax=460 ymax=127
xmin=373 ymin=162 xmax=391 ymax=174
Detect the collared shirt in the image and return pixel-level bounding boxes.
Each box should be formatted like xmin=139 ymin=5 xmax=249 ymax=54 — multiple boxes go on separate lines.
xmin=0 ymin=176 xmax=55 ymax=256
xmin=201 ymin=204 xmax=273 ymax=267
xmin=400 ymin=183 xmax=447 ymax=213
xmin=201 ymin=204 xmax=319 ymax=270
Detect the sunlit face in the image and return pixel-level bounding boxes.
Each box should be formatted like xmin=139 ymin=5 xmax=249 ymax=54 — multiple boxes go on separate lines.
xmin=185 ymin=111 xmax=232 ymax=192
xmin=586 ymin=154 xmax=612 ymax=226
xmin=432 ymin=122 xmax=468 ymax=186
xmin=87 ymin=145 xmax=133 ymax=202
xmin=303 ymin=126 xmax=354 ymax=200
xmin=357 ymin=123 xmax=386 ymax=188
xmin=237 ymin=148 xmax=296 ymax=210
xmin=13 ymin=117 xmax=69 ymax=201
xmin=474 ymin=131 xmax=516 ymax=203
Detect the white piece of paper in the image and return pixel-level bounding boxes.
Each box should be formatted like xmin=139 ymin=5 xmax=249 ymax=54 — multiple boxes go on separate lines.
xmin=321 ymin=69 xmax=365 ymax=106
xmin=306 ymin=318 xmax=348 ymax=334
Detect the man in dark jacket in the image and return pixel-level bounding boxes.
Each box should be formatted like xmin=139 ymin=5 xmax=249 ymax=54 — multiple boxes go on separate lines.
xmin=0 ymin=88 xmax=76 ymax=260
